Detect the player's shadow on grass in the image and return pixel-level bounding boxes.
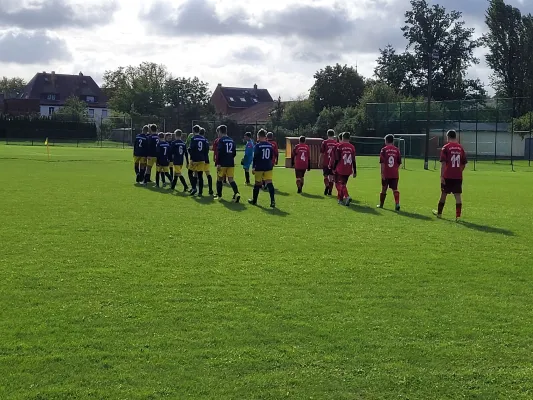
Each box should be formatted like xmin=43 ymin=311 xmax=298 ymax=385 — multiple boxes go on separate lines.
xmin=274 ymin=190 xmax=290 ymax=196
xmin=458 ymin=220 xmax=514 ymax=236
xmin=145 ymin=186 xmax=174 ymax=195
xmin=348 ymin=203 xmax=380 ymax=215
xmin=383 ymin=208 xmax=433 ymax=221
xmin=220 ymin=199 xmax=246 ymax=212
xmin=192 ymin=196 xmax=214 ymax=205
xmin=257 ymin=205 xmax=290 ymax=217
xmin=300 ymin=192 xmax=324 ymax=199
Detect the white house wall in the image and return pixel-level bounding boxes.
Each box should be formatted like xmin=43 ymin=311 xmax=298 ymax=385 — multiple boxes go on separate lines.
xmin=40 ymin=105 xmax=109 ymax=124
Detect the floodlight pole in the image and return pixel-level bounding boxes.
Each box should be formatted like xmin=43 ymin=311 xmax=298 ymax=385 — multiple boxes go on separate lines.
xmin=424 ymin=49 xmax=439 ymax=170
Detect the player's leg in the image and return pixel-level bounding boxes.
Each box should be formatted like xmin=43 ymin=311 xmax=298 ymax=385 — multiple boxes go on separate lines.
xmin=164 ymin=167 xmax=172 ymax=185
xmin=197 ymin=170 xmax=204 ymax=196
xmin=328 ymin=173 xmax=335 ymax=195
xmin=215 ymin=168 xmax=224 ymax=199
xmin=391 ymin=179 xmax=400 ymax=211
xmin=139 ymin=160 xmax=146 ymax=183
xmin=155 ymin=167 xmax=161 ymax=187
xmin=169 ymin=164 xmax=174 ymax=181
xmin=434 ymin=183 xmax=448 ymax=217
xmin=295 ymin=170 xmax=302 ymax=193
xmin=205 ymin=167 xmax=214 ymax=195
xmin=177 ymin=167 xmax=188 ymax=191
xmin=301 ymin=170 xmax=306 ymax=189
xmin=342 ymin=176 xmax=351 ymax=206
xmin=378 ymin=179 xmax=388 ymax=208
xmin=134 ymin=158 xmax=140 ymax=182
xmin=244 ymin=166 xmax=251 ymax=185
xmin=323 ymin=168 xmax=329 ymax=195
xmin=264 ymin=171 xmax=275 ymax=207
xmin=454 ymin=181 xmax=463 ymax=220
xmin=227 ymin=168 xmax=240 ymax=203
xmin=188 ymin=168 xmax=195 ymax=191
xmin=248 ymin=172 xmax=262 ymax=205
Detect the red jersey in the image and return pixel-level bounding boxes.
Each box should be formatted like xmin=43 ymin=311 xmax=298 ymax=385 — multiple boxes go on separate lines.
xmin=267 ymin=139 xmax=279 ymax=165
xmin=440 ymin=142 xmax=467 ymax=179
xmin=320 ymin=138 xmax=337 ymax=168
xmin=379 ymin=145 xmax=402 ymax=179
xmin=292 ymin=143 xmax=310 ymax=170
xmin=333 ymin=142 xmax=356 ymax=176
xmin=213 ymin=137 xmax=220 ymax=165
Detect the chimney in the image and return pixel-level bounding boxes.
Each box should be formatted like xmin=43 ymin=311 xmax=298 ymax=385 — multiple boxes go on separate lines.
xmin=79 ymin=72 xmax=83 ymax=76
xmin=51 ymin=71 xmax=56 ymax=86
xmin=217 ymin=83 xmax=222 ymax=87
xmin=253 ymin=83 xmax=257 ymax=90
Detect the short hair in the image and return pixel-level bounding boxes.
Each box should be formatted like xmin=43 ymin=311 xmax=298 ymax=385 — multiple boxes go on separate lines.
xmin=142 ymin=125 xmax=149 ymax=133
xmin=266 ymin=132 xmax=274 ymax=140
xmin=385 ymin=134 xmax=394 ymax=144
xmin=343 ymin=132 xmax=351 ymax=140
xmin=158 ymin=132 xmax=164 ymax=139
xmin=200 ymin=128 xmax=206 ymax=136
xmin=174 ymin=129 xmax=182 ymax=138
xmin=327 ymin=129 xmax=335 ymax=137
xmin=337 ymin=132 xmax=344 ymax=141
xmin=192 ymin=125 xmax=200 ymax=134
xmin=245 ymin=131 xmax=252 ymax=138
xmin=150 ymin=124 xmax=157 ymax=133
xmin=299 ymin=136 xmax=306 ymax=143
xmin=257 ymin=129 xmax=267 ymax=138
xmin=217 ymin=125 xmax=227 ymax=135
xmin=447 ymin=130 xmax=457 ymax=139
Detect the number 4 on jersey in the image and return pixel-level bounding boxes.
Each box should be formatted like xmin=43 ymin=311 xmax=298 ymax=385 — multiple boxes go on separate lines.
xmin=343 ymin=153 xmax=352 ymax=165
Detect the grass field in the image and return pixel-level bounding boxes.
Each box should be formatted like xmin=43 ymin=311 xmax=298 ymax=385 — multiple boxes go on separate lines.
xmin=1 ymin=144 xmax=533 ymax=400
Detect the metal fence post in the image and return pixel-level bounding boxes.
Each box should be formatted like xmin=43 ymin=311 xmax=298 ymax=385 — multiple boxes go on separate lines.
xmin=494 ymin=98 xmax=499 ymax=163
xmin=475 ymin=101 xmax=478 ymax=171
xmin=511 ymin=97 xmax=515 ymax=171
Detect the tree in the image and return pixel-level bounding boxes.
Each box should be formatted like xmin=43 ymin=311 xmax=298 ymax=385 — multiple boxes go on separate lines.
xmin=102 ymin=62 xmax=168 ymax=115
xmin=281 ymin=98 xmax=317 ymax=131
xmin=309 ymin=64 xmax=365 ymax=113
xmin=375 ymin=0 xmax=485 ymax=100
xmin=270 ymin=96 xmax=284 ymax=128
xmin=484 ymin=0 xmax=533 ymax=103
xmin=164 ymin=76 xmax=211 ymax=124
xmin=0 ymin=76 xmax=26 ymax=98
xmin=55 ymin=96 xmax=89 ymax=121
xmin=314 ymin=106 xmax=345 ymax=134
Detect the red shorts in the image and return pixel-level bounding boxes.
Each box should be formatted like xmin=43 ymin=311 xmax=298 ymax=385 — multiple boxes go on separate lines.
xmin=442 ymin=179 xmax=463 ymax=194
xmin=336 ymin=175 xmax=349 ymax=184
xmin=295 ymin=169 xmax=306 ymax=179
xmin=322 ymin=167 xmax=333 ymax=176
xmin=382 ymin=178 xmax=399 ymax=191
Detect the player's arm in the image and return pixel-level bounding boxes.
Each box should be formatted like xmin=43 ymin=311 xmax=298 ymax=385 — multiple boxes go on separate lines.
xmin=216 ymin=139 xmax=224 ymax=166
xmin=232 ymin=141 xmax=237 ymax=159
xmin=184 ymin=146 xmax=189 ymax=166
xmin=291 ymin=146 xmax=296 ymax=167
xmin=318 ymin=143 xmax=324 ymax=166
xmin=353 ymin=153 xmax=357 ymax=178
xmin=461 ymin=149 xmax=468 ymax=171
xmin=307 ymin=150 xmax=311 ymax=171
xmin=274 ymin=144 xmax=279 ymax=165
xmin=252 ymin=145 xmax=260 ymax=172
xmin=379 ymin=149 xmax=385 ymax=178
xmin=440 ymin=148 xmax=447 ymax=183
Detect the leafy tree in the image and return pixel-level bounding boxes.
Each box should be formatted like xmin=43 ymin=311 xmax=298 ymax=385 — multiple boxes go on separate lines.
xmin=164 ymin=76 xmax=212 ymax=125
xmin=309 ymin=64 xmax=365 ymax=114
xmin=375 ymin=0 xmax=485 ymax=100
xmin=102 ymin=62 xmax=168 ymax=115
xmin=314 ymin=106 xmax=345 ymax=135
xmin=270 ymin=96 xmax=284 ymax=128
xmin=281 ymin=98 xmax=317 ymax=131
xmin=0 ymin=76 xmax=26 ymax=98
xmin=55 ymin=96 xmax=89 ymax=121
xmin=485 ymin=0 xmax=533 ymax=106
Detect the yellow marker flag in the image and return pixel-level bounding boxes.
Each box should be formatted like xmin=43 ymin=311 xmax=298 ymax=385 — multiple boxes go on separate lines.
xmin=45 ymin=137 xmax=50 ymax=161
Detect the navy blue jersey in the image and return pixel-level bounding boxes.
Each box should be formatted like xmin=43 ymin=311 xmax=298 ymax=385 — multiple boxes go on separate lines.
xmin=133 ymin=134 xmax=148 ymax=157
xmin=189 ymin=135 xmax=209 ymax=162
xmin=217 ymin=136 xmax=236 ymax=167
xmin=147 ymin=133 xmax=159 ymax=157
xmin=170 ymin=140 xmax=188 ymax=166
xmin=156 ymin=141 xmax=171 ymax=166
xmin=253 ymin=141 xmax=274 ymax=171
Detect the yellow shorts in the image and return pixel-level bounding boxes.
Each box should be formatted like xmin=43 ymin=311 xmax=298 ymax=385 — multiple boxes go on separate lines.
xmin=157 ymin=166 xmax=170 ymax=173
xmin=134 ymin=156 xmax=147 ymax=164
xmin=218 ymin=167 xmax=234 ymax=178
xmin=173 ymin=165 xmax=183 ymax=174
xmin=254 ymin=170 xmax=273 ymax=183
xmin=189 ymin=161 xmax=204 ymax=172
xmin=169 ymin=162 xmax=174 ymax=168
xmin=202 ymin=163 xmax=211 ymax=173
xmin=147 ymin=157 xmax=157 ymax=167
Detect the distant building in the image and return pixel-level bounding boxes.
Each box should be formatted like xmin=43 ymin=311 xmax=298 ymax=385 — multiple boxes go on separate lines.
xmin=210 ymin=83 xmax=274 ymax=122
xmin=21 ymin=71 xmax=109 ymax=122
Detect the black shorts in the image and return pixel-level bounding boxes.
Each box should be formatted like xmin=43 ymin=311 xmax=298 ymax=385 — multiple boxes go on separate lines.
xmin=295 ymin=169 xmax=306 ymax=179
xmin=336 ymin=175 xmax=349 ymax=185
xmin=441 ymin=179 xmax=463 ymax=194
xmin=381 ymin=178 xmax=399 ymax=191
xmin=322 ymin=167 xmax=333 ymax=176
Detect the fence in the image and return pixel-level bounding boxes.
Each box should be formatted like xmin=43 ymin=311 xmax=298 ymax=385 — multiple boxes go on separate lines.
xmin=365 ymin=97 xmax=533 ymax=167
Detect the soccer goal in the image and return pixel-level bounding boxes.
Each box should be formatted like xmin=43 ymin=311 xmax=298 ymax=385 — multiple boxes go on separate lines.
xmin=352 ymin=136 xmax=406 ymax=169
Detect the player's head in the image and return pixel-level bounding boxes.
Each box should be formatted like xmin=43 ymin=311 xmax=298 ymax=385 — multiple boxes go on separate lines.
xmin=171 ymin=132 xmax=176 ymax=141
xmin=257 ymin=129 xmax=267 ymax=141
xmin=217 ymin=125 xmax=228 ymax=136
xmin=447 ymin=130 xmax=457 ymax=142
xmin=342 ymin=132 xmax=351 ymax=142
xmin=188 ymin=132 xmax=194 ymax=139
xmin=337 ymin=133 xmax=343 ymax=142
xmin=142 ymin=125 xmax=149 ymax=134
xmin=165 ymin=133 xmax=172 ymax=142
xmin=192 ymin=125 xmax=201 ymax=135
xmin=174 ymin=129 xmax=182 ymax=139
xmin=266 ymin=132 xmax=274 ymax=140
xmin=158 ymin=132 xmax=164 ymax=140
xmin=244 ymin=131 xmax=252 ymax=141
xmin=327 ymin=129 xmax=335 ymax=138
xmin=150 ymin=124 xmax=158 ymax=133
xmin=385 ymin=134 xmax=394 ymax=144
xmin=299 ymin=136 xmax=306 ymax=144
xmin=200 ymin=128 xmax=206 ymax=137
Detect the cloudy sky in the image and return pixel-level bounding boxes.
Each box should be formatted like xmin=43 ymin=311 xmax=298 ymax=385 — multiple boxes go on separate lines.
xmin=0 ymin=0 xmax=532 ymax=99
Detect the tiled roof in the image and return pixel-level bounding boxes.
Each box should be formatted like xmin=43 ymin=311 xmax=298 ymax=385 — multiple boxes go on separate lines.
xmin=220 ymin=85 xmax=273 ymax=109
xmin=21 ymin=72 xmax=107 ymax=108
xmin=229 ymin=102 xmax=276 ymax=124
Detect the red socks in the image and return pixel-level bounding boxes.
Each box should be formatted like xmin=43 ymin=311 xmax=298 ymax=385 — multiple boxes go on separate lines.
xmin=456 ymin=203 xmax=462 ymax=218
xmin=393 ymin=190 xmax=400 ymax=204
xmin=379 ymin=192 xmax=386 ymax=206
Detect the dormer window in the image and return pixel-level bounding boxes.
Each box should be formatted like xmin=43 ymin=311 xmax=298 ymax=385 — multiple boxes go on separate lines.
xmin=252 ymin=98 xmax=258 ymax=103
xmin=228 ymin=97 xmax=235 ymax=101
xmin=47 ymin=94 xmax=56 ymax=100
xmin=240 ymin=97 xmax=246 ymax=102
xmin=86 ymin=96 xmax=95 ymax=103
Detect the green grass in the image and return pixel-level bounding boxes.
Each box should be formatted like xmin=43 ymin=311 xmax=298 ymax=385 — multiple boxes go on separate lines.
xmin=1 ymin=144 xmax=533 ymax=399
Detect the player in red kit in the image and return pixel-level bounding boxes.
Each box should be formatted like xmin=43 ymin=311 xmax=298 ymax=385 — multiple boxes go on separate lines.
xmin=378 ymin=134 xmax=402 ymax=211
xmin=433 ymin=130 xmax=468 ymax=221
xmin=319 ymin=129 xmax=337 ymax=196
xmin=330 ymin=132 xmax=356 ymax=206
xmin=291 ymin=136 xmax=311 ymax=193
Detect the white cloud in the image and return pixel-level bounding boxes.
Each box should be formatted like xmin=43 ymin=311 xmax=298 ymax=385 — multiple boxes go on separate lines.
xmin=2 ymin=0 xmax=531 ymax=99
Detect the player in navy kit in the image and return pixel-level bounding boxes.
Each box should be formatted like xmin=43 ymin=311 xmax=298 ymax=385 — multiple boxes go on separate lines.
xmin=144 ymin=124 xmax=160 ymax=184
xmin=156 ymin=133 xmax=172 ymax=188
xmin=170 ymin=130 xmax=189 ymax=192
xmin=133 ymin=125 xmax=148 ymax=183
xmin=249 ymin=129 xmax=276 ymax=207
xmin=214 ymin=125 xmax=240 ymax=202
xmin=188 ymin=126 xmax=209 ymax=196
